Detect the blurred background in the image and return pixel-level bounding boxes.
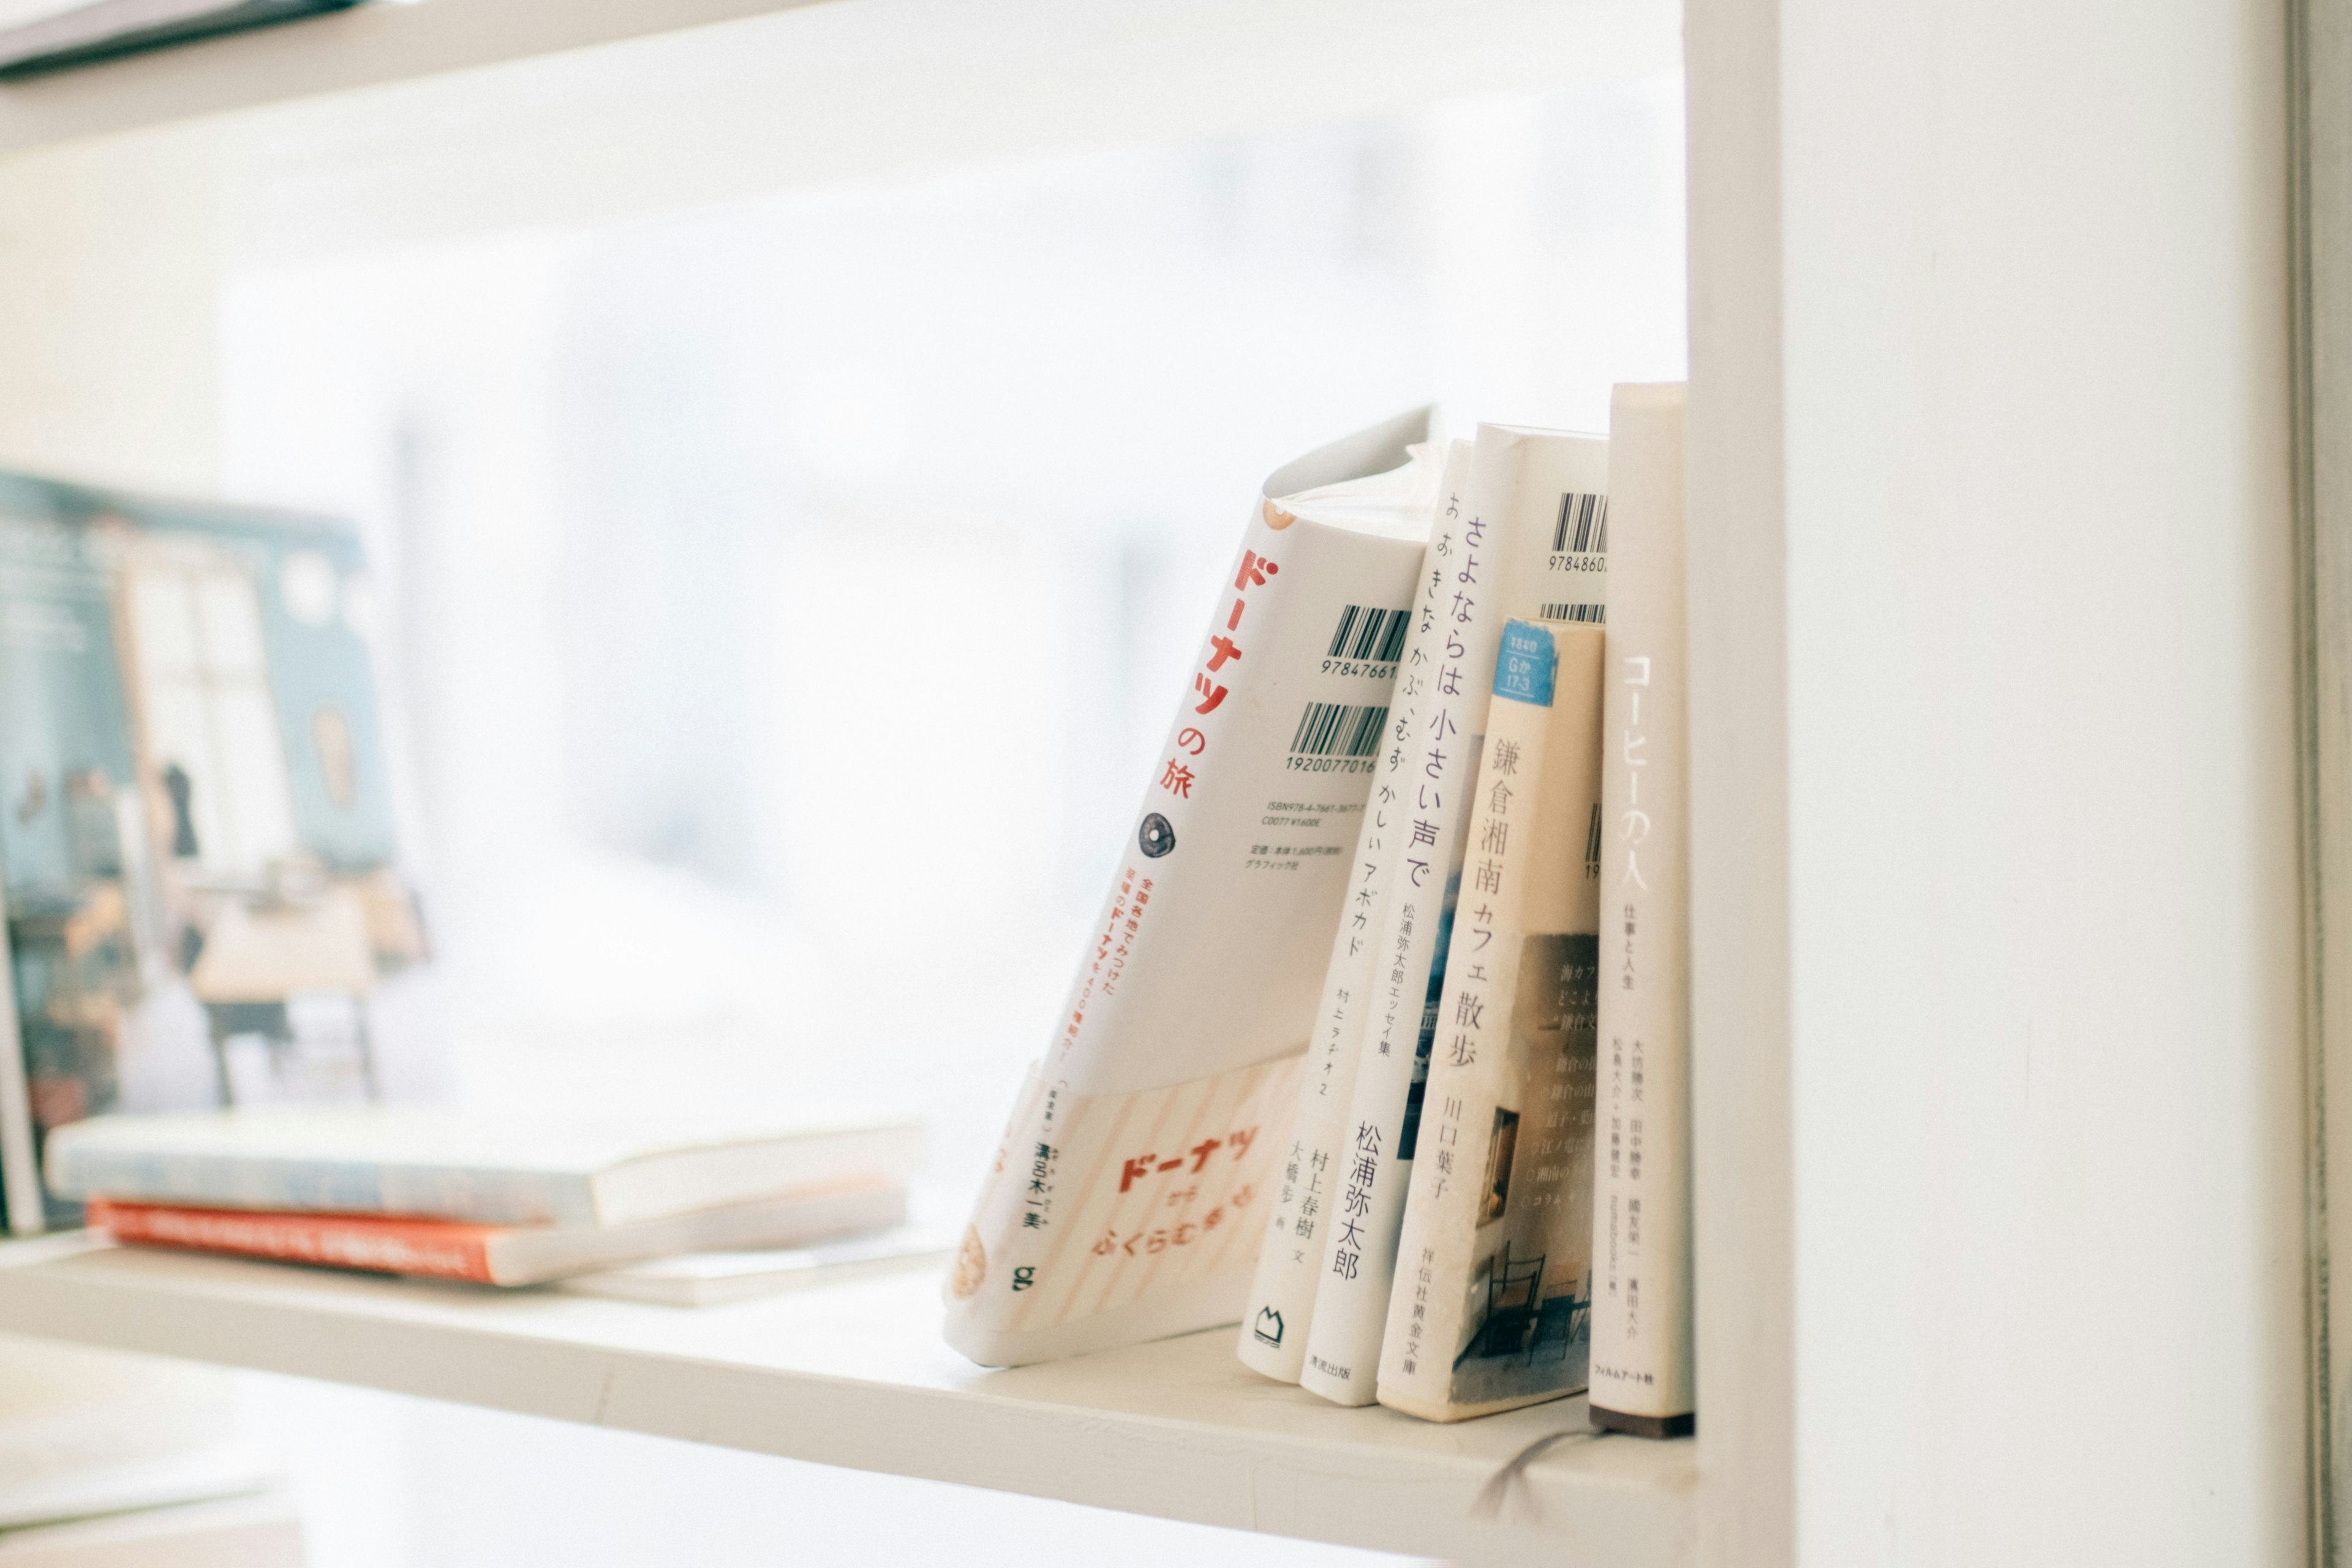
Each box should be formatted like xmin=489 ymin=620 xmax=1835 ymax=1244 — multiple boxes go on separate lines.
xmin=4 ymin=20 xmax=1687 ymax=1559
xmin=216 ymin=78 xmax=1688 ymax=1229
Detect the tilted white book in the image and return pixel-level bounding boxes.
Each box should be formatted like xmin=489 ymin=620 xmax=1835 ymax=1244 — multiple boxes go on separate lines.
xmin=1588 ymin=383 xmax=1696 ymax=1437
xmin=1236 ymin=438 xmax=1472 ymax=1382
xmin=1297 ymin=426 xmax=1608 ymax=1407
xmin=1377 ymin=619 xmax=1605 ymax=1422
xmin=943 ymin=410 xmax=1435 ymax=1368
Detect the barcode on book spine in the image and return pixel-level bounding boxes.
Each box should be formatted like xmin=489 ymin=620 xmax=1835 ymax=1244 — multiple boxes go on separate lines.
xmin=1537 ymin=602 xmax=1607 ymax=624
xmin=1551 ymin=491 xmax=1609 ymax=554
xmin=1292 ymin=702 xmax=1389 ymax=758
xmin=1326 ymin=604 xmax=1411 ymax=663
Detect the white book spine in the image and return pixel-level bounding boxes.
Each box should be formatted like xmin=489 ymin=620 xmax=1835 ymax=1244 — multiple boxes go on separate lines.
xmin=1297 ymin=426 xmax=1608 ymax=1406
xmin=944 ymin=412 xmax=1432 ymax=1368
xmin=1376 ymin=620 xmax=1605 ymax=1420
xmin=1588 ymin=383 xmax=1695 ymax=1436
xmin=1238 ymin=440 xmax=1472 ymax=1381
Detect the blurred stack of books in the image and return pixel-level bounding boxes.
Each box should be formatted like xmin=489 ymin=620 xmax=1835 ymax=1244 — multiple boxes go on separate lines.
xmin=0 ymin=1341 xmax=300 ymax=1566
xmin=47 ymin=1106 xmax=934 ymax=1295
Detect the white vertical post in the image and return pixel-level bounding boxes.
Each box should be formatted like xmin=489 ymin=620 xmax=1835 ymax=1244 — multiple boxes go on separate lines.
xmin=1683 ymin=2 xmax=1796 ymax=1565
xmin=1757 ymin=0 xmax=2305 ymax=1561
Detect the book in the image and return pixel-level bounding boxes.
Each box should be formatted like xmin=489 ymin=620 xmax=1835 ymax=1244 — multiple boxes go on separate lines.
xmin=0 ymin=1444 xmax=273 ymax=1534
xmin=0 ymin=470 xmax=447 ymax=1232
xmin=0 ymin=0 xmax=356 ymax=80
xmin=1588 ymin=383 xmax=1696 ymax=1438
xmin=1236 ymin=437 xmax=1474 ymax=1382
xmin=88 ymin=1181 xmax=907 ymax=1286
xmin=559 ymin=1224 xmax=950 ymax=1305
xmin=943 ymin=410 xmax=1436 ymax=1368
xmin=0 ymin=1488 xmax=303 ymax=1568
xmin=46 ymin=1105 xmax=924 ymax=1227
xmin=1376 ymin=619 xmax=1605 ymax=1422
xmin=1295 ymin=425 xmax=1608 ymax=1407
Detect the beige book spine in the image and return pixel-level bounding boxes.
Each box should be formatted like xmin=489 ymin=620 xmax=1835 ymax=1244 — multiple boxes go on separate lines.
xmin=1588 ymin=383 xmax=1695 ymax=1434
xmin=1376 ymin=620 xmax=1604 ymax=1422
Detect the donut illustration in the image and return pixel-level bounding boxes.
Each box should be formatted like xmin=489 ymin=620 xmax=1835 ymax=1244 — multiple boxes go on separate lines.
xmin=1139 ymin=813 xmax=1177 ymax=858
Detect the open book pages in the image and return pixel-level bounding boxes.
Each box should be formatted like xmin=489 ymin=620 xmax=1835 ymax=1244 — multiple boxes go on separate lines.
xmin=944 ymin=410 xmax=1437 ymax=1367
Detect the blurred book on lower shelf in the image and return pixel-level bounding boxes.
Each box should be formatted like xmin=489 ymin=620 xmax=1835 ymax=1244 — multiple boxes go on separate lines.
xmin=0 ymin=1489 xmax=303 ymax=1568
xmin=0 ymin=1339 xmax=295 ymax=1563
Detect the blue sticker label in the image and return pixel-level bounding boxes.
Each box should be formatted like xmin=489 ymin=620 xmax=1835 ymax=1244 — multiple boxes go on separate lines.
xmin=1492 ymin=620 xmax=1558 ymax=707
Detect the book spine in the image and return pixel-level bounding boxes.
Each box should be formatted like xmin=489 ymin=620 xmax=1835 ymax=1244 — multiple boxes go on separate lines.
xmin=1588 ymin=384 xmax=1695 ymax=1436
xmin=1238 ymin=442 xmax=1472 ymax=1382
xmin=0 ymin=877 xmax=45 ymax=1235
xmin=944 ymin=420 xmax=1430 ymax=1368
xmin=46 ymin=1147 xmax=595 ymax=1226
xmin=1376 ymin=621 xmax=1605 ymax=1420
xmin=91 ymin=1199 xmax=499 ymax=1283
xmin=1295 ymin=428 xmax=1608 ymax=1407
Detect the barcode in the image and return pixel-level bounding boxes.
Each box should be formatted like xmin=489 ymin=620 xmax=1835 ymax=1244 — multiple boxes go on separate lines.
xmin=1537 ymin=602 xmax=1606 ymax=624
xmin=1326 ymin=604 xmax=1411 ymax=663
xmin=1585 ymin=802 xmax=1602 ymax=878
xmin=1552 ymin=491 xmax=1609 ymax=554
xmin=1292 ymin=702 xmax=1389 ymax=758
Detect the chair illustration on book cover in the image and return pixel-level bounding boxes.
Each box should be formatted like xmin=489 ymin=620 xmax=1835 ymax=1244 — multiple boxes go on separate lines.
xmin=1455 ymin=1242 xmax=1590 ymax=1369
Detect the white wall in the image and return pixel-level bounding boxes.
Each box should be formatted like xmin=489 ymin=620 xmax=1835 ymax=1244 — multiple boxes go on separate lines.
xmin=0 ymin=124 xmax=223 ymax=493
xmin=1771 ymin=1 xmax=2305 ymax=1561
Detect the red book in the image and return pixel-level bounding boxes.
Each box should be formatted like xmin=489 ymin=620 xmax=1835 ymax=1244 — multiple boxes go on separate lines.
xmin=89 ymin=1181 xmax=905 ymax=1286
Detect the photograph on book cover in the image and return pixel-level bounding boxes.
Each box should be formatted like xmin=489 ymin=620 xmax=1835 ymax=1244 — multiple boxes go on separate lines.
xmin=0 ymin=474 xmax=444 ymax=1227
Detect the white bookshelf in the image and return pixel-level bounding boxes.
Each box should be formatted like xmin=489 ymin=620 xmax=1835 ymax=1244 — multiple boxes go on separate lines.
xmin=0 ymin=0 xmax=2312 ymax=1562
xmin=0 ymin=0 xmax=839 ymax=155
xmin=0 ymin=1237 xmax=1693 ymax=1566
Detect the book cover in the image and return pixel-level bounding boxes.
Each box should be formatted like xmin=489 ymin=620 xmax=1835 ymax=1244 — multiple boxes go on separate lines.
xmin=943 ymin=410 xmax=1434 ymax=1368
xmin=1376 ymin=619 xmax=1605 ymax=1422
xmin=1236 ymin=438 xmax=1473 ymax=1383
xmin=89 ymin=1181 xmax=907 ymax=1286
xmin=0 ymin=473 xmax=447 ymax=1232
xmin=1295 ymin=426 xmax=1607 ymax=1406
xmin=1588 ymin=383 xmax=1695 ymax=1438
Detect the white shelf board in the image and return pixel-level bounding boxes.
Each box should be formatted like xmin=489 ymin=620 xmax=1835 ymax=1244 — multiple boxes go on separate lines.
xmin=0 ymin=0 xmax=1682 ymax=260
xmin=0 ymin=0 xmax=841 ymax=157
xmin=0 ymin=1235 xmax=1692 ymax=1566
